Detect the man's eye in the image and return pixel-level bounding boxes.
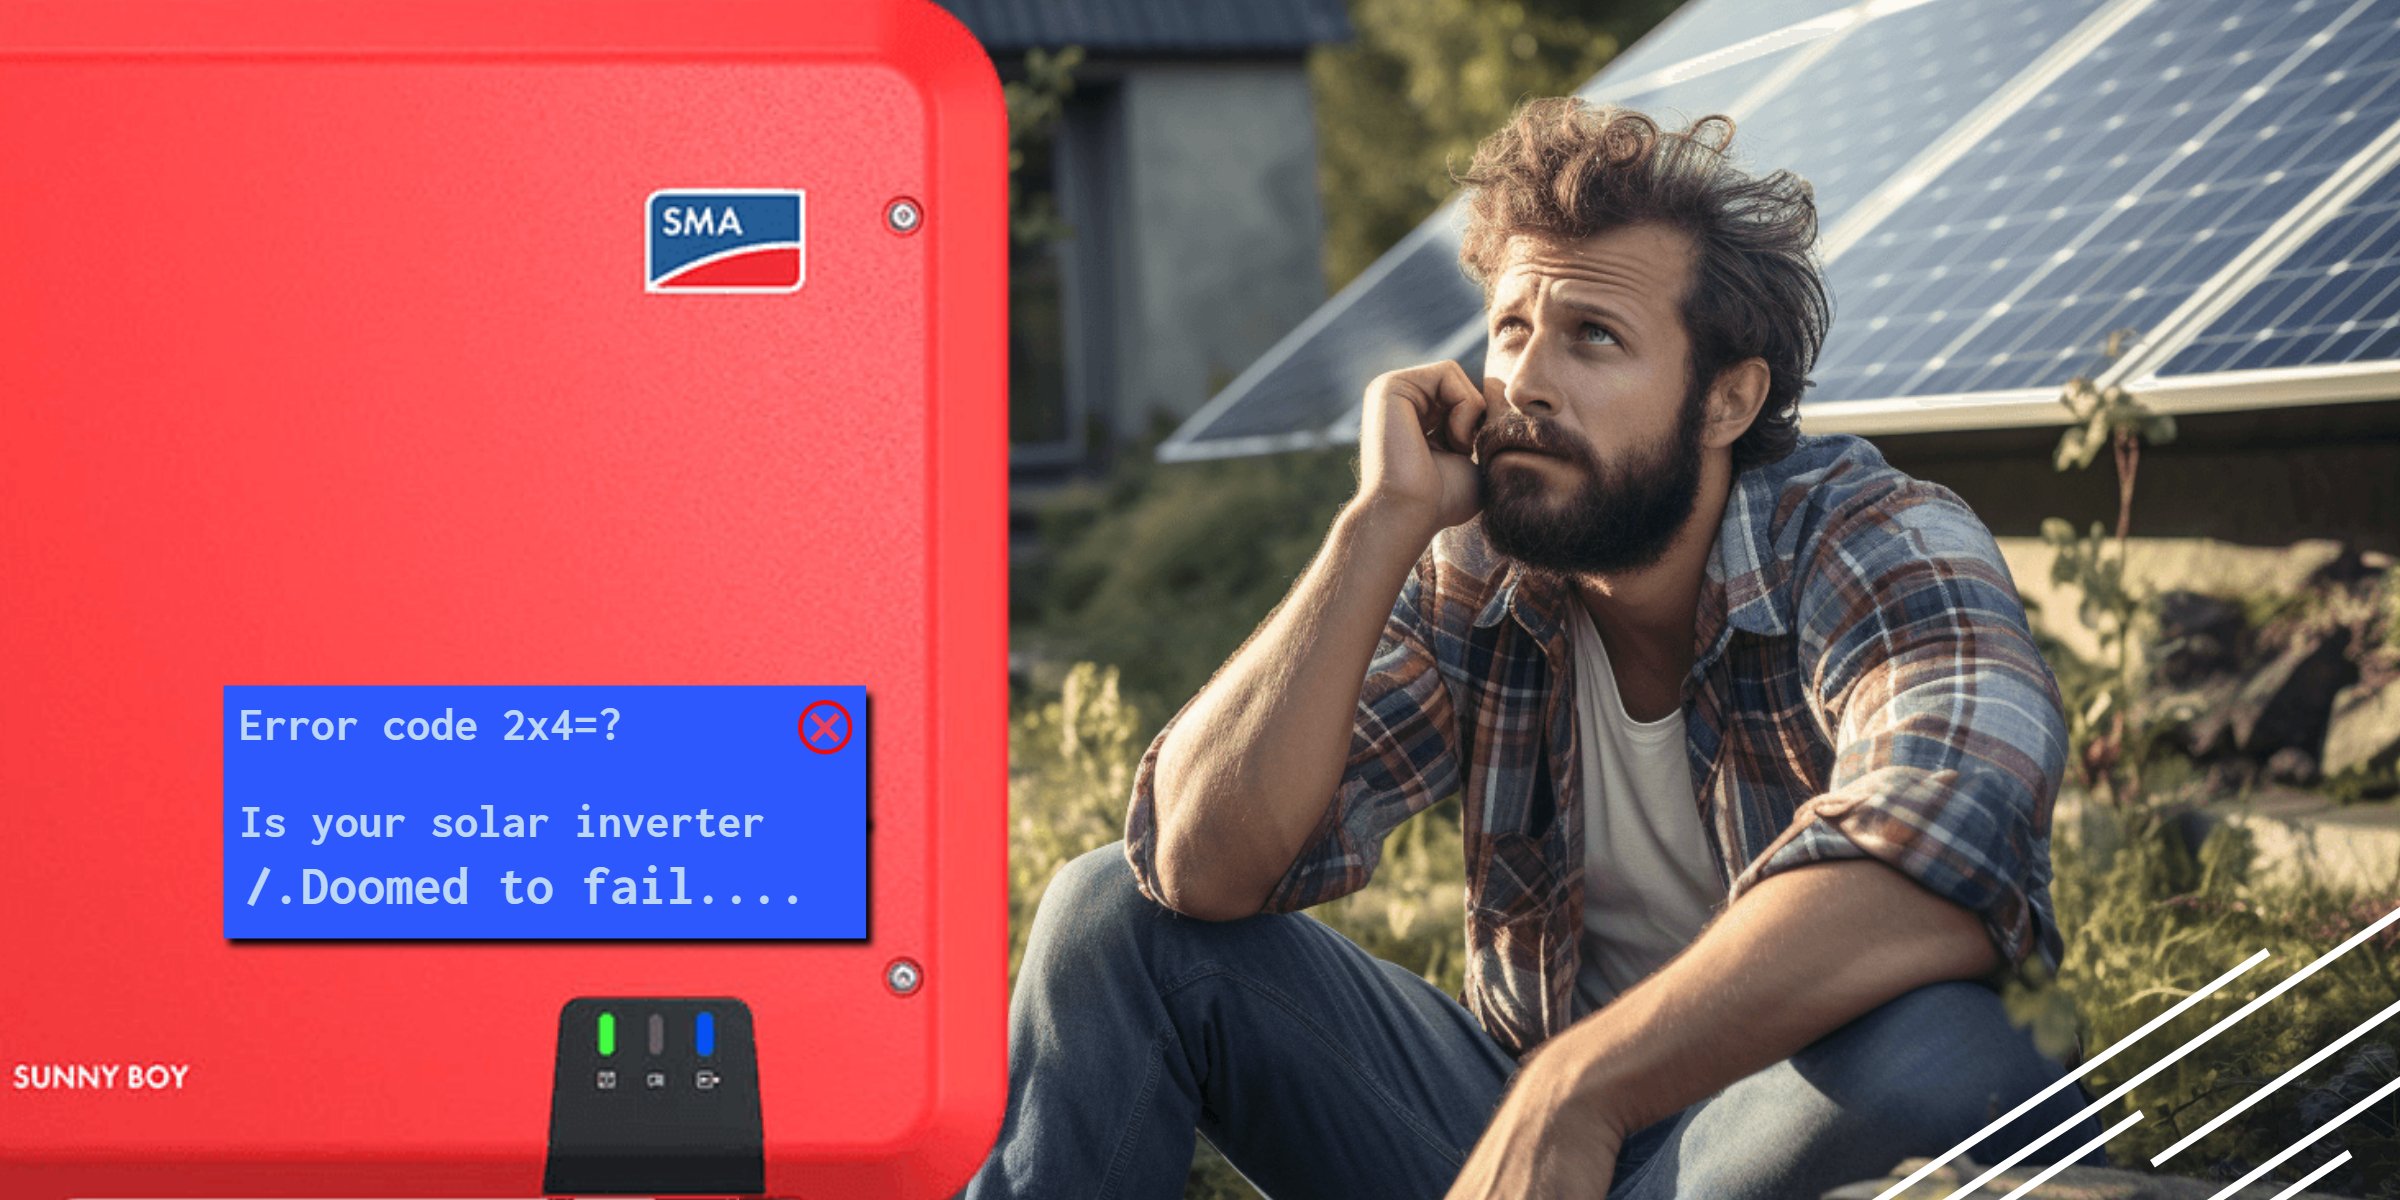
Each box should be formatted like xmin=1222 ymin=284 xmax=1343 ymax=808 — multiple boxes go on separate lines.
xmin=1490 ymin=318 xmax=1615 ymax=345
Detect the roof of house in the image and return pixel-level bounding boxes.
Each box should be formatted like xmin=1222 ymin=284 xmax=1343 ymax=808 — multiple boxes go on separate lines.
xmin=931 ymin=0 xmax=1351 ymax=56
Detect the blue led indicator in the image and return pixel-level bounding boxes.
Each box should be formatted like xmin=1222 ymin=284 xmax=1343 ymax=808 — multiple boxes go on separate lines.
xmin=695 ymin=1011 xmax=716 ymax=1057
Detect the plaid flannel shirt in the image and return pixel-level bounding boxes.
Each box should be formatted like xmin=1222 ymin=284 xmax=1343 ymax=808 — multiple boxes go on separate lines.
xmin=1122 ymin=432 xmax=2068 ymax=1060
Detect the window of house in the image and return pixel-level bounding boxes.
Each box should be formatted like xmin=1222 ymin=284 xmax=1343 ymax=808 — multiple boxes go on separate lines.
xmin=1009 ymin=87 xmax=1078 ymax=466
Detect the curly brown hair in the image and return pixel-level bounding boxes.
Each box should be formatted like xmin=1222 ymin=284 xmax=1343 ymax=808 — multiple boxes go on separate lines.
xmin=1453 ymin=97 xmax=1830 ymax=470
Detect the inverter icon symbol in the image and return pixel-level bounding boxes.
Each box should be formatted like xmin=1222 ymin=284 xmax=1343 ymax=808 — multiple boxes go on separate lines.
xmin=645 ymin=188 xmax=806 ymax=294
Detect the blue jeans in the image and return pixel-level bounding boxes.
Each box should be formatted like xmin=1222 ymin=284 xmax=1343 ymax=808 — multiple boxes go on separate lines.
xmin=961 ymin=842 xmax=2105 ymax=1199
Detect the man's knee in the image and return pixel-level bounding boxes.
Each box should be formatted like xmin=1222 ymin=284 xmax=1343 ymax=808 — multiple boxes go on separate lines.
xmin=1021 ymin=841 xmax=1161 ymax=972
xmin=1039 ymin=840 xmax=1150 ymax=924
xmin=1802 ymin=980 xmax=2073 ymax=1154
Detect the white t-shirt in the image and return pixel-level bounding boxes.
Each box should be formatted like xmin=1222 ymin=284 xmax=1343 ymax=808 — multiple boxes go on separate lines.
xmin=1565 ymin=596 xmax=1727 ymax=1016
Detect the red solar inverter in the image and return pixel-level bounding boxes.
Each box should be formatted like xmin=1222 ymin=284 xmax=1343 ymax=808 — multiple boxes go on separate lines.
xmin=1 ymin=1 xmax=1010 ymax=1196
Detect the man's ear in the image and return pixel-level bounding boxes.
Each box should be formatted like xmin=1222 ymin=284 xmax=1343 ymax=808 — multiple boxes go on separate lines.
xmin=1703 ymin=357 xmax=1771 ymax=452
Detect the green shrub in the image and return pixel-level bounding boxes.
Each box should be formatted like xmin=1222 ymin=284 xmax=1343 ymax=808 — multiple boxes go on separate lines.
xmin=1014 ymin=445 xmax=1360 ymax=721
xmin=1007 ymin=662 xmax=1146 ymax=979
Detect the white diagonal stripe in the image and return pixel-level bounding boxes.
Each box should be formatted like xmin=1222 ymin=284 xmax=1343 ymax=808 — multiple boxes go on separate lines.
xmin=2152 ymin=995 xmax=2400 ymax=1165
xmin=1994 ymin=1109 xmax=2141 ymax=1200
xmin=1949 ymin=901 xmax=2400 ymax=1198
xmin=2267 ymin=1149 xmax=2351 ymax=1200
xmin=2207 ymin=1074 xmax=2400 ymax=1200
xmin=1868 ymin=949 xmax=2267 ymax=1200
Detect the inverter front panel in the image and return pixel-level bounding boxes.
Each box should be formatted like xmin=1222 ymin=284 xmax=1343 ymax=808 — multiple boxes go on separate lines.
xmin=0 ymin=2 xmax=1008 ymax=1195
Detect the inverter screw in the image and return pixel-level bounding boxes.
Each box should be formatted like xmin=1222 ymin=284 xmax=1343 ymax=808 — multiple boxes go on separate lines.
xmin=886 ymin=197 xmax=923 ymax=235
xmin=887 ymin=957 xmax=924 ymax=996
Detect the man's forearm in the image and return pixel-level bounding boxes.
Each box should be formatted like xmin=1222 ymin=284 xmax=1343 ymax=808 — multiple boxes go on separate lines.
xmin=1538 ymin=859 xmax=2004 ymax=1138
xmin=1148 ymin=497 xmax=1435 ymax=919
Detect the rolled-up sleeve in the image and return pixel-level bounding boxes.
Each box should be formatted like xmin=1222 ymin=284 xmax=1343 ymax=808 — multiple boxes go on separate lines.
xmin=1727 ymin=481 xmax=2068 ymax=979
xmin=1123 ymin=544 xmax=1465 ymax=915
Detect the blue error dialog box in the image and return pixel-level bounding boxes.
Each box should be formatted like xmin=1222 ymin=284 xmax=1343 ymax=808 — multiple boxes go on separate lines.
xmin=222 ymin=685 xmax=867 ymax=939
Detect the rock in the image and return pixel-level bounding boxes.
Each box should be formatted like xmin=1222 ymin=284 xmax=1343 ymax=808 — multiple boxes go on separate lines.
xmin=2229 ymin=630 xmax=2359 ymax=759
xmin=2145 ymin=676 xmax=2245 ymax=760
xmin=2172 ymin=787 xmax=2400 ymax=892
xmin=2324 ymin=681 xmax=2400 ymax=780
xmin=2125 ymin=538 xmax=2350 ymax=597
xmin=2150 ymin=590 xmax=2250 ymax=686
xmin=1826 ymin=1157 xmax=2355 ymax=1198
xmin=2265 ymin=746 xmax=2321 ymax=786
xmin=1994 ymin=537 xmax=2345 ymax=671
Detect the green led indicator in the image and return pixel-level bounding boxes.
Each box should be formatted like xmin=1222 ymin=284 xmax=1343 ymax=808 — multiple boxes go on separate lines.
xmin=597 ymin=1012 xmax=616 ymax=1057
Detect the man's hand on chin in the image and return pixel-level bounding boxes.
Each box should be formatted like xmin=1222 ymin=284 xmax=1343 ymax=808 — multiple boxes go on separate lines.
xmin=1443 ymin=1038 xmax=1627 ymax=1200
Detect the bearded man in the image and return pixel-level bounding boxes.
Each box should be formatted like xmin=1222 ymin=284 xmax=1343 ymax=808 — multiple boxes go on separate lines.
xmin=963 ymin=96 xmax=2105 ymax=1200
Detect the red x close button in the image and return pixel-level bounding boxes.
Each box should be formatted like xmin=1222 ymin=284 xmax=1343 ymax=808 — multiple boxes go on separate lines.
xmin=798 ymin=701 xmax=853 ymax=754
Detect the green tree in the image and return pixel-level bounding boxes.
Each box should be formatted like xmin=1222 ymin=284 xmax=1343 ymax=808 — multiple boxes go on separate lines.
xmin=1006 ymin=46 xmax=1084 ymax=450
xmin=1310 ymin=0 xmax=1682 ymax=289
xmin=1006 ymin=46 xmax=1082 ymax=249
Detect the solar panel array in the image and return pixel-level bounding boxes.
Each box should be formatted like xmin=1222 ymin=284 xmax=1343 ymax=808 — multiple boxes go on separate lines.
xmin=1813 ymin=0 xmax=2400 ymax=403
xmin=1184 ymin=213 xmax=1477 ymax=448
xmin=1729 ymin=0 xmax=2112 ymax=222
xmin=2161 ymin=154 xmax=2400 ymax=373
xmin=1162 ymin=0 xmax=2400 ymax=460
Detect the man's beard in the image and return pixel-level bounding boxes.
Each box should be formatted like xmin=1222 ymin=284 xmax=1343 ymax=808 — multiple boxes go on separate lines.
xmin=1473 ymin=372 xmax=1709 ymax=577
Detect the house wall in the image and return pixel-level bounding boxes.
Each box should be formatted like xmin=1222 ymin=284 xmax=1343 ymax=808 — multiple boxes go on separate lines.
xmin=1107 ymin=61 xmax=1330 ymax=443
xmin=1868 ymin=399 xmax=2400 ymax=554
